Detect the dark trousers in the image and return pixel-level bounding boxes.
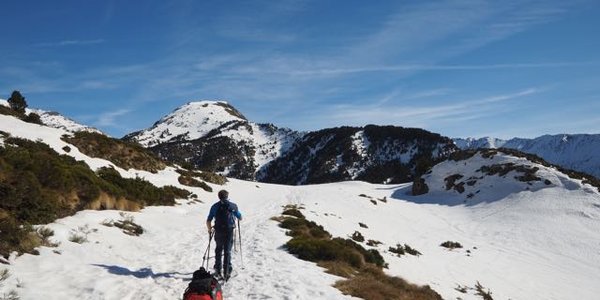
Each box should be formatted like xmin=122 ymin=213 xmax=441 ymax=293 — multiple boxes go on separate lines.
xmin=213 ymin=227 xmax=234 ymax=274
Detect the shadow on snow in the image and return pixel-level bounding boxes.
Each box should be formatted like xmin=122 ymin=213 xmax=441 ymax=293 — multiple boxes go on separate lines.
xmin=92 ymin=264 xmax=193 ymax=281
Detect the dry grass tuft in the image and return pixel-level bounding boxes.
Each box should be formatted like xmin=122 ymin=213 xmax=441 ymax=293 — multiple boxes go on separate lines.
xmin=335 ymin=265 xmax=442 ymax=300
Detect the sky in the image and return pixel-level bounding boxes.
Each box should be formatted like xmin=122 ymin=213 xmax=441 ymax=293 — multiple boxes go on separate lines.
xmin=1 ymin=0 xmax=599 ymax=139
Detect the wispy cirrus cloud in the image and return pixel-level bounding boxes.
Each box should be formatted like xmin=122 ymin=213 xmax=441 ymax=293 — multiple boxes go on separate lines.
xmin=297 ymin=88 xmax=543 ymax=130
xmin=95 ymin=109 xmax=132 ymax=128
xmin=36 ymin=39 xmax=105 ymax=47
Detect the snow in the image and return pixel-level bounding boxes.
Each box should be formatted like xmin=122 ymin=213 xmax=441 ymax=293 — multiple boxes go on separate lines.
xmin=2 ymin=113 xmax=600 ymax=299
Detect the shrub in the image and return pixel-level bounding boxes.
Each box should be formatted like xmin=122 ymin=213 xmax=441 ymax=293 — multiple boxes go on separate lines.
xmin=389 ymin=244 xmax=421 ymax=257
xmin=178 ymin=175 xmax=212 ymax=192
xmin=440 ymin=241 xmax=463 ymax=249
xmin=403 ymin=244 xmax=422 ymax=256
xmin=389 ymin=244 xmax=405 ymax=256
xmin=359 ymin=222 xmax=368 ymax=228
xmin=351 ymin=231 xmax=365 ymax=242
xmin=0 ymin=216 xmax=41 ymax=258
xmin=0 ymin=137 xmax=187 ymax=258
xmin=63 ymin=131 xmax=166 ymax=172
xmin=23 ymin=113 xmax=43 ymax=125
xmin=280 ymin=217 xmax=330 ymax=239
xmin=176 ymin=169 xmax=228 ymax=185
xmin=282 ymin=208 xmax=304 ymax=218
xmin=366 ymin=239 xmax=382 ymax=247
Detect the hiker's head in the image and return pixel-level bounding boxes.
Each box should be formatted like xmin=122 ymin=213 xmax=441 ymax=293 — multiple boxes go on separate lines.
xmin=218 ymin=190 xmax=229 ymax=202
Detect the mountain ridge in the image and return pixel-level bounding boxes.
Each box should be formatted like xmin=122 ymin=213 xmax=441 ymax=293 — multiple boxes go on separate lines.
xmin=125 ymin=101 xmax=457 ymax=184
xmin=454 ymin=134 xmax=600 ymax=178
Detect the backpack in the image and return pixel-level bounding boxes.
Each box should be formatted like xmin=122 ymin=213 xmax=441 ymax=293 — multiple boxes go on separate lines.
xmin=183 ymin=268 xmax=223 ymax=300
xmin=214 ymin=201 xmax=234 ymax=229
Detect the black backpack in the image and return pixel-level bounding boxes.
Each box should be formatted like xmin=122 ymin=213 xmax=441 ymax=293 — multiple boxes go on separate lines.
xmin=214 ymin=201 xmax=233 ymax=229
xmin=183 ymin=268 xmax=223 ymax=300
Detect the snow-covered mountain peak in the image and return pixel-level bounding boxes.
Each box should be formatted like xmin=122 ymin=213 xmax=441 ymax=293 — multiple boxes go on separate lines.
xmin=409 ymin=149 xmax=599 ymax=205
xmin=127 ymin=100 xmax=249 ymax=147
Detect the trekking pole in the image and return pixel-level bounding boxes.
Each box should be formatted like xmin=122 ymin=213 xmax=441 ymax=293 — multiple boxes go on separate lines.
xmin=233 ymin=227 xmax=238 ymax=252
xmin=237 ymin=219 xmax=244 ymax=269
xmin=202 ymin=230 xmax=214 ymax=270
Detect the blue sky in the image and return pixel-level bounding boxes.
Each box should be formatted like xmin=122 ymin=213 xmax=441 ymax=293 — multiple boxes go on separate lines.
xmin=1 ymin=0 xmax=599 ymax=139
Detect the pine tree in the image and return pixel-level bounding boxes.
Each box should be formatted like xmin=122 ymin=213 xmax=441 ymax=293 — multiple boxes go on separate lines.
xmin=7 ymin=90 xmax=27 ymax=114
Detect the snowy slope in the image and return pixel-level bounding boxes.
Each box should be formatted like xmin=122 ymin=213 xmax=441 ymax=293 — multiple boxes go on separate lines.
xmin=454 ymin=134 xmax=600 ymax=178
xmin=2 ymin=113 xmax=600 ymax=300
xmin=0 ymin=99 xmax=103 ymax=134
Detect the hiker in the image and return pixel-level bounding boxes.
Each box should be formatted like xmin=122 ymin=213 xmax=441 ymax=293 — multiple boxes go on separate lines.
xmin=206 ymin=189 xmax=242 ymax=280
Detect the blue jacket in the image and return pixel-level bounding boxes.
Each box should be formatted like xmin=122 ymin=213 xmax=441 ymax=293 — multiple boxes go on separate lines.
xmin=207 ymin=199 xmax=242 ymax=228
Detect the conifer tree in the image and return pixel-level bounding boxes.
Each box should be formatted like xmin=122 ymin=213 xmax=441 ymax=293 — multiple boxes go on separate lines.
xmin=7 ymin=90 xmax=27 ymax=114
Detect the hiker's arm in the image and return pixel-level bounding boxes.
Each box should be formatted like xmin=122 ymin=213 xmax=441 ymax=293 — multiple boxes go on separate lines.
xmin=206 ymin=220 xmax=212 ymax=233
xmin=206 ymin=204 xmax=215 ymax=233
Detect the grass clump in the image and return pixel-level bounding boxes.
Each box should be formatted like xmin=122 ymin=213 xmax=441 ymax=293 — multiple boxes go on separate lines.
xmin=112 ymin=213 xmax=144 ymax=236
xmin=0 ymin=268 xmax=9 ymax=282
xmin=335 ymin=265 xmax=442 ymax=300
xmin=68 ymin=225 xmax=95 ymax=244
xmin=36 ymin=227 xmax=59 ymax=247
xmin=0 ymin=290 xmax=20 ymax=300
xmin=273 ymin=210 xmax=440 ymax=300
xmin=475 ymin=281 xmax=494 ymax=300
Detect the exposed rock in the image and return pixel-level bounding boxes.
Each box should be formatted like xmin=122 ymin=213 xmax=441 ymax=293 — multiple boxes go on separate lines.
xmin=412 ymin=177 xmax=429 ymax=195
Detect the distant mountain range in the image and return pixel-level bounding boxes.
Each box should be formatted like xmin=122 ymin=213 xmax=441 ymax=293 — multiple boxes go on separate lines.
xmin=123 ymin=101 xmax=456 ymax=184
xmin=454 ymin=135 xmax=600 ymax=178
xmin=4 ymin=98 xmax=598 ymax=183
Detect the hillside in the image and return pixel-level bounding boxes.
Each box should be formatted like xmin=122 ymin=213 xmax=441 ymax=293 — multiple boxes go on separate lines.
xmin=454 ymin=134 xmax=600 ymax=178
xmin=0 ymin=155 xmax=598 ymax=299
xmin=0 ymin=112 xmax=216 ymax=259
xmin=258 ymin=125 xmax=455 ymax=185
xmin=0 ymin=99 xmax=103 ymax=134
